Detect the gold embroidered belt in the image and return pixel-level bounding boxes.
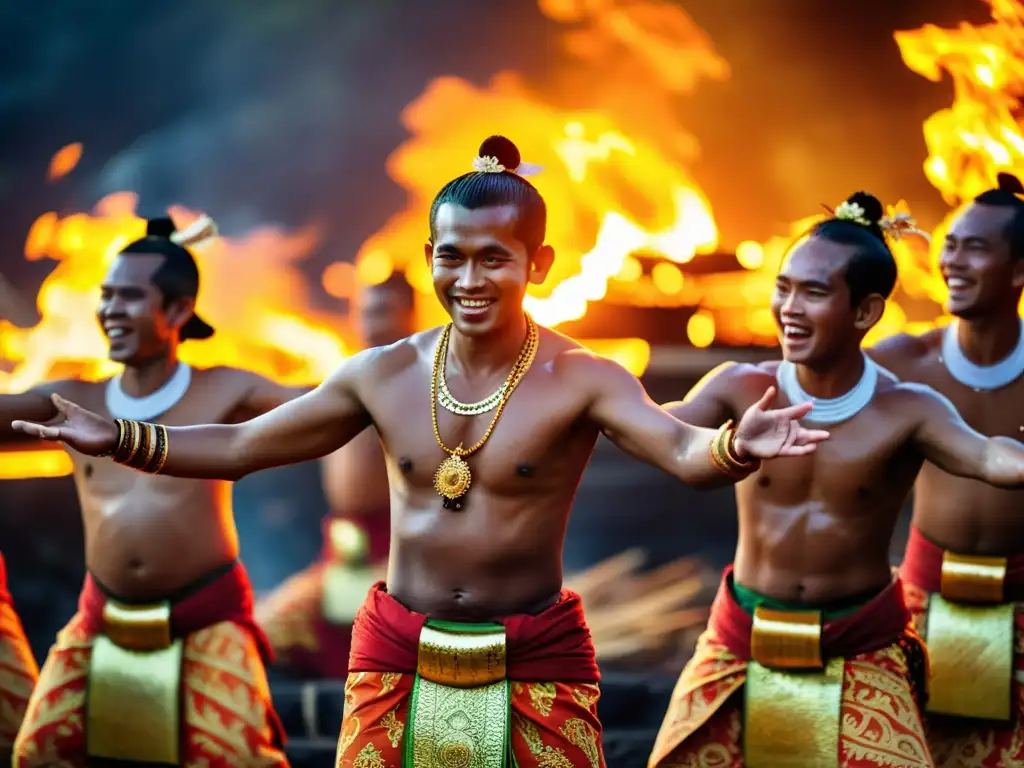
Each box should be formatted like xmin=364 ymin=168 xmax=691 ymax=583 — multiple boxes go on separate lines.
xmin=744 ymin=606 xmax=844 ymax=768
xmin=86 ymin=599 xmax=184 ymax=764
xmin=322 ymin=518 xmax=379 ymax=623
xmin=926 ymin=550 xmax=1014 ymax=721
xmin=406 ymin=620 xmax=510 ymax=767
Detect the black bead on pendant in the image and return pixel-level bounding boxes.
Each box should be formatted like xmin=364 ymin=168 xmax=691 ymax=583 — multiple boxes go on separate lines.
xmin=442 ymin=494 xmax=466 ymax=511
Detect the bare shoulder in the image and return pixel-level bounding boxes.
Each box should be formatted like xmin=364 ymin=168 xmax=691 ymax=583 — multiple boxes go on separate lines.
xmin=878 ymin=374 xmax=957 ymax=418
xmin=326 ymin=329 xmax=434 ymax=394
xmin=868 ymin=329 xmax=941 ymax=378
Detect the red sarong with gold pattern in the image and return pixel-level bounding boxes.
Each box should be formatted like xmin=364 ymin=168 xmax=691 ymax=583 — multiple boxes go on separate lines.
xmin=12 ymin=560 xmax=288 ymax=767
xmin=257 ymin=512 xmax=389 ymax=680
xmin=901 ymin=525 xmax=1024 ymax=768
xmin=0 ymin=554 xmax=38 ymax=758
xmin=336 ymin=581 xmax=605 ymax=767
xmin=649 ymin=566 xmax=933 ymax=768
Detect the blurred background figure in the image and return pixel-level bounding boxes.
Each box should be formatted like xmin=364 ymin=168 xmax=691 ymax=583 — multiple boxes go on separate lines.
xmin=255 ymin=272 xmax=414 ymax=680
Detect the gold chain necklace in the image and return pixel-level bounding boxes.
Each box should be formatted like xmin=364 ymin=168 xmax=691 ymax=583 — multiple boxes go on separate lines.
xmin=431 ymin=314 xmax=539 ymax=510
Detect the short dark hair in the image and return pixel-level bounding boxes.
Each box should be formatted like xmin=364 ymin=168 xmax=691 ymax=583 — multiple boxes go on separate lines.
xmin=119 ymin=217 xmax=214 ymax=340
xmin=972 ymin=172 xmax=1024 ymax=259
xmin=805 ymin=191 xmax=898 ymax=305
xmin=428 ymin=135 xmax=547 ymax=254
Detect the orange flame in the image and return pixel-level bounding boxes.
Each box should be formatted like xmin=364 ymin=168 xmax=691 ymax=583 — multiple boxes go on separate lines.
xmin=47 ymin=143 xmax=83 ymax=181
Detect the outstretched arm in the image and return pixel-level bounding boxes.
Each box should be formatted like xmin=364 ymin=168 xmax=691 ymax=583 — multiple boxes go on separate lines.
xmin=11 ymin=352 xmax=376 ymax=481
xmin=662 ymin=362 xmax=741 ymax=428
xmin=910 ymin=384 xmax=1024 ymax=488
xmin=580 ymin=353 xmax=828 ymax=488
xmin=0 ymin=383 xmax=67 ymax=443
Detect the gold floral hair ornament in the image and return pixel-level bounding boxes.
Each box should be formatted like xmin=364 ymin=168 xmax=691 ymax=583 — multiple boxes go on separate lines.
xmin=471 ymin=155 xmax=544 ymax=177
xmin=879 ymin=200 xmax=931 ymax=243
xmin=833 ymin=201 xmax=871 ymax=227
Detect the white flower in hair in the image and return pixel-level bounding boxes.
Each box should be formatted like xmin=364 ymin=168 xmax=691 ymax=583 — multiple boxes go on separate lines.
xmin=834 ymin=201 xmax=870 ymax=226
xmin=473 ymin=155 xmax=505 ymax=174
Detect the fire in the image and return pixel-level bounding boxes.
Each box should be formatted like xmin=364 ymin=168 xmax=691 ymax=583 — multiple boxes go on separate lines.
xmin=343 ymin=0 xmax=729 ymax=348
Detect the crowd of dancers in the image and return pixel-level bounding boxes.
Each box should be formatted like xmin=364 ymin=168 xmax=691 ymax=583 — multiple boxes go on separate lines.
xmin=1 ymin=134 xmax=1022 ymax=767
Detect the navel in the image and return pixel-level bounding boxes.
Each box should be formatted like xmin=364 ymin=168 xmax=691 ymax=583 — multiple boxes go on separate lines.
xmin=516 ymin=462 xmax=534 ymax=478
xmin=756 ymin=475 xmax=770 ymax=488
xmin=83 ymin=463 xmax=93 ymax=479
xmin=398 ymin=457 xmax=413 ymax=473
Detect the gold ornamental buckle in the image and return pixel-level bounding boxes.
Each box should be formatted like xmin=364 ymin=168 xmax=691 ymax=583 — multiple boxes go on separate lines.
xmin=940 ymin=550 xmax=1007 ymax=604
xmin=749 ymin=606 xmax=823 ymax=669
xmin=102 ymin=600 xmax=173 ymax=650
xmin=416 ymin=622 xmax=507 ymax=688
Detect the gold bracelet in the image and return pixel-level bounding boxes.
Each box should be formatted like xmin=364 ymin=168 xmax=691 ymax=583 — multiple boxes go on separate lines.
xmin=97 ymin=419 xmax=124 ymax=458
xmin=126 ymin=422 xmax=155 ymax=470
xmin=110 ymin=419 xmax=170 ymax=474
xmin=709 ymin=421 xmax=761 ymax=478
xmin=144 ymin=424 xmax=169 ymax=474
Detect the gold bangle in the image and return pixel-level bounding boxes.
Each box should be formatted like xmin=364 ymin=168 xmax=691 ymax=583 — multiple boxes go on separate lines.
xmin=709 ymin=421 xmax=760 ymax=478
xmin=128 ymin=422 xmax=156 ymax=470
xmin=113 ymin=419 xmax=140 ymax=464
xmin=145 ymin=425 xmax=169 ymax=474
xmin=723 ymin=421 xmax=760 ymax=471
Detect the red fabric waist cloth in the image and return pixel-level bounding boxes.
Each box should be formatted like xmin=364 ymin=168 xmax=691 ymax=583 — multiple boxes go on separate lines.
xmin=900 ymin=525 xmax=1024 ymax=601
xmin=320 ymin=510 xmax=391 ymax=564
xmin=349 ymin=581 xmax=600 ymax=682
xmin=711 ymin=565 xmax=913 ymax=661
xmin=79 ymin=560 xmax=284 ymax=747
xmin=80 ymin=560 xmax=274 ymax=661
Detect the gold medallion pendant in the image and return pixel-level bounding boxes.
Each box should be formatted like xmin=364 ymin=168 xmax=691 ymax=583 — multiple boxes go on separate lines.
xmin=429 ymin=314 xmax=540 ymax=512
xmin=434 ymin=453 xmax=472 ymax=510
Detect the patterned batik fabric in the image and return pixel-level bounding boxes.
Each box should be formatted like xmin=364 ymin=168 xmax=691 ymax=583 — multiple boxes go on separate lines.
xmin=903 ymin=581 xmax=1024 ymax=768
xmin=648 ymin=625 xmax=934 ymax=768
xmin=0 ymin=598 xmax=38 ymax=757
xmin=11 ymin=612 xmax=288 ymax=767
xmin=335 ymin=672 xmax=606 ymax=768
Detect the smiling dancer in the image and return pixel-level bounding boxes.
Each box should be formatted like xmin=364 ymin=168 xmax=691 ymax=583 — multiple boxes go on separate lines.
xmin=0 ymin=216 xmax=303 ymax=766
xmin=10 ymin=135 xmax=831 ymax=768
xmin=649 ymin=191 xmax=1024 ymax=768
xmin=870 ymin=173 xmax=1024 ymax=767
xmin=256 ymin=274 xmax=415 ymax=680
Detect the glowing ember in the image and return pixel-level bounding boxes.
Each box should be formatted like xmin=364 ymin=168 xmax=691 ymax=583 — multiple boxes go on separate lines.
xmin=47 ymin=143 xmax=83 ymax=182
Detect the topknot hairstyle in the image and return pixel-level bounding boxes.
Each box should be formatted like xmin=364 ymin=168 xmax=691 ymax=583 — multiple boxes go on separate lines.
xmin=118 ymin=216 xmax=217 ymax=340
xmin=428 ymin=135 xmax=547 ymax=254
xmin=807 ymin=191 xmax=898 ymax=305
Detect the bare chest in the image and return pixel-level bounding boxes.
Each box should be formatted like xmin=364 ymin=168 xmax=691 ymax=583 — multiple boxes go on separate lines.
xmin=748 ymin=407 xmax=918 ymax=506
xmin=69 ymin=378 xmax=240 ymax=515
xmin=368 ymin=376 xmax=595 ymax=496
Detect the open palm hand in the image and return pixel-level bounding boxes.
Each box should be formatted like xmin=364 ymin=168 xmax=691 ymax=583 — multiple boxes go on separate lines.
xmin=11 ymin=394 xmax=119 ymax=456
xmin=734 ymin=386 xmax=830 ymax=460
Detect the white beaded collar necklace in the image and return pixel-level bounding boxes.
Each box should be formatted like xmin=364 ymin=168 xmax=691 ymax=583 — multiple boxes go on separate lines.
xmin=941 ymin=318 xmax=1024 ymax=392
xmin=105 ymin=362 xmax=192 ymax=421
xmin=776 ymin=355 xmax=878 ymax=425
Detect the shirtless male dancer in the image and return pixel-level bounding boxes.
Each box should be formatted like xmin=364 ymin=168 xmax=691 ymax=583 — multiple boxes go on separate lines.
xmin=870 ymin=173 xmax=1024 ymax=767
xmin=257 ymin=273 xmax=415 ymax=680
xmin=0 ymin=272 xmax=41 ymax=764
xmin=10 ymin=135 xmax=830 ymax=768
xmin=1 ymin=217 xmax=305 ymax=766
xmin=648 ymin=191 xmax=1024 ymax=768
